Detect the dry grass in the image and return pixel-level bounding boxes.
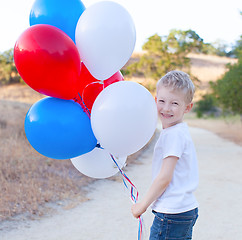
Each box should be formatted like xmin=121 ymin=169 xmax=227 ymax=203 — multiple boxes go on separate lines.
xmin=0 ymin=53 xmax=240 ymax=222
xmin=185 ymin=112 xmax=242 ymax=146
xmin=187 ymin=53 xmax=238 ymax=101
xmin=188 ymin=53 xmax=238 ymax=82
xmin=0 ymin=99 xmax=95 ymax=221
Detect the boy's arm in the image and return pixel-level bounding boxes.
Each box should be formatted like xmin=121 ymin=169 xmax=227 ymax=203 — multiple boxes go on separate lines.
xmin=131 ymin=156 xmax=178 ymax=218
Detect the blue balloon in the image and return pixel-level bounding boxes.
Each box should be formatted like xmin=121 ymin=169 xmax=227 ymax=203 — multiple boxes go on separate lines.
xmin=29 ymin=0 xmax=86 ymax=43
xmin=25 ymin=97 xmax=97 ymax=159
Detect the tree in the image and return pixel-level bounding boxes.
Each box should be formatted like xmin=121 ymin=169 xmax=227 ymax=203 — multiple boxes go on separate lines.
xmin=166 ymin=29 xmax=204 ymax=54
xmin=210 ymin=40 xmax=228 ymax=56
xmin=211 ymin=59 xmax=242 ymax=115
xmin=204 ymin=11 xmax=242 ymax=116
xmin=124 ymin=29 xmax=207 ymax=81
xmin=228 ymin=35 xmax=242 ymax=58
xmin=211 ymin=18 xmax=242 ymax=116
xmin=0 ymin=49 xmax=21 ymax=85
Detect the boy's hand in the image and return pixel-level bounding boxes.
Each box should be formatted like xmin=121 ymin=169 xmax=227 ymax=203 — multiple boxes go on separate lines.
xmin=131 ymin=202 xmax=146 ymax=218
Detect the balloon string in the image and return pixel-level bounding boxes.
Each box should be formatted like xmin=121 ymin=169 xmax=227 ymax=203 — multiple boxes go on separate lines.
xmin=76 ymin=92 xmax=91 ymax=117
xmin=95 ymin=144 xmax=143 ymax=239
xmin=78 ymin=81 xmax=104 ymax=113
xmin=109 ymin=153 xmax=143 ymax=240
xmin=82 ymin=80 xmax=104 ymax=103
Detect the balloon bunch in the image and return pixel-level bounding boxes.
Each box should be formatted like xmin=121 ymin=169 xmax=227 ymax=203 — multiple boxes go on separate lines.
xmin=15 ymin=0 xmax=157 ymax=211
xmin=14 ymin=1 xmax=157 ymax=238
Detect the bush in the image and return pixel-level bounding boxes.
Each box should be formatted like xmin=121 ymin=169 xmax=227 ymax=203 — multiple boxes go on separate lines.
xmin=0 ymin=49 xmax=22 ymax=85
xmin=194 ymin=94 xmax=219 ymax=118
xmin=211 ymin=59 xmax=242 ymax=115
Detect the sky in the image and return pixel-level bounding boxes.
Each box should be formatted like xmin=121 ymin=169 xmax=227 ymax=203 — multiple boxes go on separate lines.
xmin=0 ymin=0 xmax=241 ymax=53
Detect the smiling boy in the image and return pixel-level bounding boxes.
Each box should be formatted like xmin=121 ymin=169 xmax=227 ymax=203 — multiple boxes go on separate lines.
xmin=131 ymin=70 xmax=199 ymax=239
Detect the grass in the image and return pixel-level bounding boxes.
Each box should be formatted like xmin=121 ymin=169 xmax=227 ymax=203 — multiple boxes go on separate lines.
xmin=0 ymin=101 xmax=94 ymax=220
xmin=185 ymin=112 xmax=242 ymax=146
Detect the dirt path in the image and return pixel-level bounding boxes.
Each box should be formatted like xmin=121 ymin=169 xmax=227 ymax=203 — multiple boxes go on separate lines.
xmin=1 ymin=126 xmax=242 ymax=239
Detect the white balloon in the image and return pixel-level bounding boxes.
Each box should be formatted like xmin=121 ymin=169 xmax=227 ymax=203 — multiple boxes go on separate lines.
xmin=75 ymin=1 xmax=136 ymax=80
xmin=91 ymin=81 xmax=158 ymax=157
xmin=71 ymin=147 xmax=126 ymax=179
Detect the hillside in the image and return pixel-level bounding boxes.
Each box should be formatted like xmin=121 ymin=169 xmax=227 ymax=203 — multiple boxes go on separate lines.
xmin=187 ymin=53 xmax=238 ymax=99
xmin=188 ymin=53 xmax=237 ymax=82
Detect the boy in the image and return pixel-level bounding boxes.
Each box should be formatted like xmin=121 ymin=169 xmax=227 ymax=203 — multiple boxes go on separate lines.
xmin=131 ymin=70 xmax=199 ymax=239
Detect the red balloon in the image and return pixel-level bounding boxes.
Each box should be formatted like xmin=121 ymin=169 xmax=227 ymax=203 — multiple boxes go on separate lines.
xmin=103 ymin=71 xmax=124 ymax=88
xmin=14 ymin=24 xmax=81 ymax=100
xmin=75 ymin=62 xmax=124 ymax=112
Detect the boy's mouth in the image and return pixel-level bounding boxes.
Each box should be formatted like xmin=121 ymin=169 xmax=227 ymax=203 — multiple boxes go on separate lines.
xmin=161 ymin=113 xmax=173 ymax=118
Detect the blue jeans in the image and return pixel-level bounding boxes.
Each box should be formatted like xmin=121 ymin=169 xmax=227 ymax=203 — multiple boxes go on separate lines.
xmin=149 ymin=208 xmax=198 ymax=240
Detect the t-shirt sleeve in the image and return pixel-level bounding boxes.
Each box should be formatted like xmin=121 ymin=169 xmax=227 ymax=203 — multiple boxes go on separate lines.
xmin=161 ymin=130 xmax=185 ymax=159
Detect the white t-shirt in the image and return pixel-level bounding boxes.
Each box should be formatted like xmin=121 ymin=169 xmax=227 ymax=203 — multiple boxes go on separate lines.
xmin=151 ymin=122 xmax=199 ymax=214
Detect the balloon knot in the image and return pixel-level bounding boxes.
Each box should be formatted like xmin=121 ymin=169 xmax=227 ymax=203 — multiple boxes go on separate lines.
xmin=96 ymin=143 xmax=104 ymax=149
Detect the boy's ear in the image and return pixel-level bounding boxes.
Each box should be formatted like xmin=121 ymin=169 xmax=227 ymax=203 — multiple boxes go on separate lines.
xmin=184 ymin=102 xmax=193 ymax=113
xmin=155 ymin=96 xmax=157 ymax=103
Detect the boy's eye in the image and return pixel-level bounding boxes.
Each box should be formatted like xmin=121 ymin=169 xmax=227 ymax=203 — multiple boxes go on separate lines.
xmin=159 ymin=99 xmax=165 ymax=103
xmin=172 ymin=102 xmax=179 ymax=105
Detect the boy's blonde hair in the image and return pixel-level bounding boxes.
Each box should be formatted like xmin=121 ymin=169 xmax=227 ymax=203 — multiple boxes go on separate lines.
xmin=156 ymin=70 xmax=195 ymax=103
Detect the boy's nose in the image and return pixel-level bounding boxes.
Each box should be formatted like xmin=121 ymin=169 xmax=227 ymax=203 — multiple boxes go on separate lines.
xmin=163 ymin=104 xmax=170 ymax=112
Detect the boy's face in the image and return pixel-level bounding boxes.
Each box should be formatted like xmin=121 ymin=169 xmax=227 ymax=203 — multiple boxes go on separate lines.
xmin=156 ymin=86 xmax=193 ymax=129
